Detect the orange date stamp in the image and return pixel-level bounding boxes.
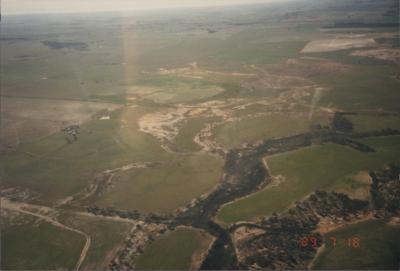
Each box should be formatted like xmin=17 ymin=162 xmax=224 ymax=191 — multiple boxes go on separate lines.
xmin=299 ymin=236 xmax=361 ymax=248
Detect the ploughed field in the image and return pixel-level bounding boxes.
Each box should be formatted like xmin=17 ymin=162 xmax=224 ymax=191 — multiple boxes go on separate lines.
xmin=1 ymin=0 xmax=400 ymax=269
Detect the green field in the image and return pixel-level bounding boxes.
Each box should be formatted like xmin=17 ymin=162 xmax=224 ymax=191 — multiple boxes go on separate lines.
xmin=0 ymin=110 xmax=137 ymax=203
xmin=87 ymin=106 xmax=223 ymax=213
xmin=140 ymin=83 xmax=224 ymax=104
xmin=327 ymin=171 xmax=371 ymax=200
xmin=135 ymin=227 xmax=212 ymax=269
xmin=174 ymin=117 xmax=210 ymax=152
xmin=348 ymin=115 xmax=400 ymax=133
xmin=217 ymin=136 xmax=400 ymax=223
xmin=213 ymin=113 xmax=329 ymax=148
xmin=1 ymin=221 xmax=84 ymax=270
xmin=312 ymin=220 xmax=400 ymax=270
xmin=1 ymin=104 xmax=222 ymax=213
xmin=134 ymin=27 xmax=310 ymax=69
xmin=2 ymin=32 xmax=127 ymax=100
xmin=81 ymin=220 xmax=131 ymax=269
xmin=113 ymin=106 xmax=170 ymax=162
xmin=312 ymin=63 xmax=400 ymax=112
xmin=215 ymin=40 xmax=307 ymax=64
xmin=94 ymin=152 xmax=223 ymax=213
xmin=57 ymin=213 xmax=132 ymax=269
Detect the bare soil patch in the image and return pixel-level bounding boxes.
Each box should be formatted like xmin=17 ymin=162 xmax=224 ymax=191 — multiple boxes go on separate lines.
xmin=144 ymin=62 xmax=257 ymax=79
xmin=301 ymin=36 xmax=376 ymax=53
xmin=353 ymin=171 xmax=373 ymax=185
xmin=232 ymin=226 xmax=265 ymax=244
xmin=351 ymin=48 xmax=400 ymax=64
xmin=316 ymin=212 xmax=374 ymax=235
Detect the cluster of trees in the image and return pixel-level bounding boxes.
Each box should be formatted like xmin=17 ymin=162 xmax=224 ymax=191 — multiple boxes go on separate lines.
xmin=330 ymin=136 xmax=375 ymax=152
xmin=305 ymin=190 xmax=369 ymax=219
xmin=331 ymin=112 xmax=400 ymax=139
xmin=87 ymin=206 xmax=141 ymax=219
xmin=61 ymin=125 xmax=80 ymax=144
xmin=86 ymin=206 xmax=171 ymax=224
xmin=352 ymin=128 xmax=400 ymax=139
xmin=332 ymin=113 xmax=353 ymax=133
xmin=237 ymin=191 xmax=369 ymax=269
xmin=109 ymin=222 xmax=169 ymax=271
xmin=370 ymin=165 xmax=400 ymax=216
xmin=42 ymin=41 xmax=88 ymax=50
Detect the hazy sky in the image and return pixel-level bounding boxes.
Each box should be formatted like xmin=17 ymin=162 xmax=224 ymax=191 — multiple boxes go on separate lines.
xmin=3 ymin=0 xmax=288 ymax=15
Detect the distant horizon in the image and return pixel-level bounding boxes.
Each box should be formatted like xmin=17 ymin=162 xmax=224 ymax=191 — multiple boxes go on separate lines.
xmin=2 ymin=0 xmax=293 ymax=15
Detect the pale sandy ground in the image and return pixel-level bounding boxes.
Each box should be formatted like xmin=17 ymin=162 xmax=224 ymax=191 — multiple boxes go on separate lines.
xmin=144 ymin=62 xmax=257 ymax=79
xmin=301 ymin=36 xmax=376 ymax=53
xmin=351 ymin=48 xmax=400 ymax=64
